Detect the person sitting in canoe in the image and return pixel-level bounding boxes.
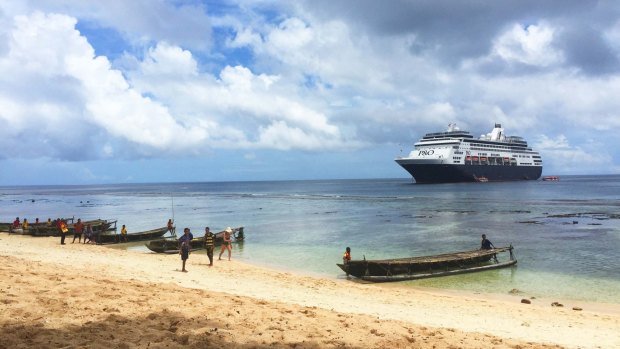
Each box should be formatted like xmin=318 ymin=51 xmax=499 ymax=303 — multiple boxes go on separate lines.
xmin=480 ymin=234 xmax=495 ymax=250
xmin=120 ymin=224 xmax=128 ymax=242
xmin=342 ymin=247 xmax=351 ymax=277
xmin=481 ymin=234 xmax=498 ymax=262
xmin=167 ymin=219 xmax=174 ymax=234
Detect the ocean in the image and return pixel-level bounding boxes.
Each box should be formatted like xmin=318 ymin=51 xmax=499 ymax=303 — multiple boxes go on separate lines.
xmin=1 ymin=175 xmax=619 ymax=303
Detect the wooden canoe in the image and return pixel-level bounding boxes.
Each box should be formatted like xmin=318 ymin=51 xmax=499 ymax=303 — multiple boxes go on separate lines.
xmin=1 ymin=218 xmax=75 ymax=234
xmin=337 ymin=246 xmax=516 ymax=282
xmin=96 ymin=226 xmax=169 ymax=244
xmin=145 ymin=227 xmax=244 ymax=253
xmin=29 ymin=219 xmax=115 ymax=237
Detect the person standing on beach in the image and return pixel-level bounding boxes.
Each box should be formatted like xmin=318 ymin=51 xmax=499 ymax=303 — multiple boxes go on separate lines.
xmin=120 ymin=225 xmax=128 ymax=242
xmin=179 ymin=228 xmax=193 ymax=272
xmin=218 ymin=227 xmax=233 ymax=261
xmin=72 ymin=218 xmax=84 ymax=243
xmin=57 ymin=218 xmax=68 ymax=245
xmin=84 ymin=224 xmax=94 ymax=244
xmin=204 ymin=227 xmax=215 ymax=266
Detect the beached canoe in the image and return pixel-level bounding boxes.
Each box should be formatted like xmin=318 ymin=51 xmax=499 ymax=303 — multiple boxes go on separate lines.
xmin=145 ymin=237 xmax=205 ymax=254
xmin=145 ymin=227 xmax=244 ymax=253
xmin=96 ymin=226 xmax=169 ymax=244
xmin=337 ymin=246 xmax=516 ymax=282
xmin=1 ymin=218 xmax=76 ymax=235
xmin=29 ymin=218 xmax=115 ymax=237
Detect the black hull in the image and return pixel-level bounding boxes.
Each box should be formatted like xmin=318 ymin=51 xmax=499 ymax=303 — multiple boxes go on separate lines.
xmin=396 ymin=162 xmax=542 ymax=183
xmin=343 ymin=259 xmax=517 ymax=282
xmin=338 ymin=247 xmax=516 ymax=282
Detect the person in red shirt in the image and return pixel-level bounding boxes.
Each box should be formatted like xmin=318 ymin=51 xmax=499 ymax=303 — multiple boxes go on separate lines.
xmin=72 ymin=218 xmax=84 ymax=243
xmin=12 ymin=217 xmax=20 ymax=228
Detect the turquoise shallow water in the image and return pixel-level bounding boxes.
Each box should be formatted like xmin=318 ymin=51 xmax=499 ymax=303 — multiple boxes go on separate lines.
xmin=1 ymin=176 xmax=619 ymax=303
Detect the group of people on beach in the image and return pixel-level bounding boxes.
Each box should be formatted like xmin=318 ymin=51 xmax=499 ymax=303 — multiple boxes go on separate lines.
xmin=10 ymin=216 xmax=100 ymax=245
xmin=11 ymin=216 xmax=50 ymax=230
xmin=177 ymin=225 xmax=234 ymax=272
xmin=58 ymin=218 xmax=98 ymax=245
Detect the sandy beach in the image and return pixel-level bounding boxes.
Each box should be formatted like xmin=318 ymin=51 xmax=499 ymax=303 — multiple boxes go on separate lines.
xmin=1 ymin=234 xmax=618 ymax=348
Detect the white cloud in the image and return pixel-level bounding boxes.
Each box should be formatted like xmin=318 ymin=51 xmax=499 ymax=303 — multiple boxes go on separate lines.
xmin=139 ymin=43 xmax=198 ymax=78
xmin=257 ymin=120 xmax=350 ymax=150
xmin=0 ymin=12 xmax=207 ymax=159
xmin=2 ymin=0 xmax=213 ymax=51
xmin=129 ymin=49 xmax=346 ymax=148
xmin=492 ymin=23 xmax=564 ymax=66
xmin=535 ymin=135 xmax=612 ymax=174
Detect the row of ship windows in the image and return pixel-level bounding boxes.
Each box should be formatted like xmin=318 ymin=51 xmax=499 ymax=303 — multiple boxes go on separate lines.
xmin=420 ymin=146 xmax=539 ymax=158
xmin=469 ymin=147 xmax=534 ymax=154
xmin=452 ymin=159 xmax=541 ymax=166
xmin=447 ymin=145 xmax=537 ymax=155
xmin=460 ymin=143 xmax=525 ymax=150
xmin=469 ymin=152 xmax=533 ymax=159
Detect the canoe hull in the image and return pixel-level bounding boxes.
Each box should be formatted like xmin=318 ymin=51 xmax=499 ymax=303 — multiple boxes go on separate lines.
xmin=338 ymin=247 xmax=516 ymax=282
xmin=30 ymin=219 xmax=115 ymax=237
xmin=97 ymin=226 xmax=169 ymax=244
xmin=145 ymin=227 xmax=244 ymax=253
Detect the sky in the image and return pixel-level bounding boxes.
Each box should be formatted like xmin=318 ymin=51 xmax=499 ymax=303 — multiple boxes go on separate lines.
xmin=1 ymin=0 xmax=619 ymax=185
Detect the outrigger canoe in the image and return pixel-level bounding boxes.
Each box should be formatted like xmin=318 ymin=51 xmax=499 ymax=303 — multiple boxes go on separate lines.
xmin=1 ymin=217 xmax=76 ymax=234
xmin=337 ymin=246 xmax=516 ymax=282
xmin=145 ymin=227 xmax=244 ymax=254
xmin=30 ymin=219 xmax=116 ymax=237
xmin=96 ymin=226 xmax=169 ymax=244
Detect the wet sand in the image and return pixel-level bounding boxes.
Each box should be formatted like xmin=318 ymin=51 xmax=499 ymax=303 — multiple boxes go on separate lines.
xmin=1 ymin=234 xmax=619 ymax=348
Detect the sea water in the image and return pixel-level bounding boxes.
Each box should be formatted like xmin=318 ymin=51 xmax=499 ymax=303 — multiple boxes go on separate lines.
xmin=1 ymin=175 xmax=619 ymax=303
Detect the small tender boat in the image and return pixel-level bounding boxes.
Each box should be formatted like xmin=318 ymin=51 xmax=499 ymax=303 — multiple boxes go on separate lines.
xmin=145 ymin=227 xmax=244 ymax=253
xmin=337 ymin=246 xmax=516 ymax=282
xmin=474 ymin=175 xmax=489 ymax=182
xmin=542 ymin=176 xmax=560 ymax=181
xmin=96 ymin=226 xmax=169 ymax=244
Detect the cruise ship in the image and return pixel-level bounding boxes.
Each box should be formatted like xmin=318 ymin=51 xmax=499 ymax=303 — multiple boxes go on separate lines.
xmin=395 ymin=123 xmax=542 ymax=183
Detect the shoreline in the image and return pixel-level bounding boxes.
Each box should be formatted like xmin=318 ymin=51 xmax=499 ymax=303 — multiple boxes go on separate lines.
xmin=1 ymin=234 xmax=619 ymax=348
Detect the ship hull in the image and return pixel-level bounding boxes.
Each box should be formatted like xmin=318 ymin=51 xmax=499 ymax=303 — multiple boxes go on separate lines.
xmin=396 ymin=161 xmax=542 ymax=183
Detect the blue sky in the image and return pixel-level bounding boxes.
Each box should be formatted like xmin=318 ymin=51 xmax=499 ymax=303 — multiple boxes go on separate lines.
xmin=1 ymin=0 xmax=619 ymax=185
